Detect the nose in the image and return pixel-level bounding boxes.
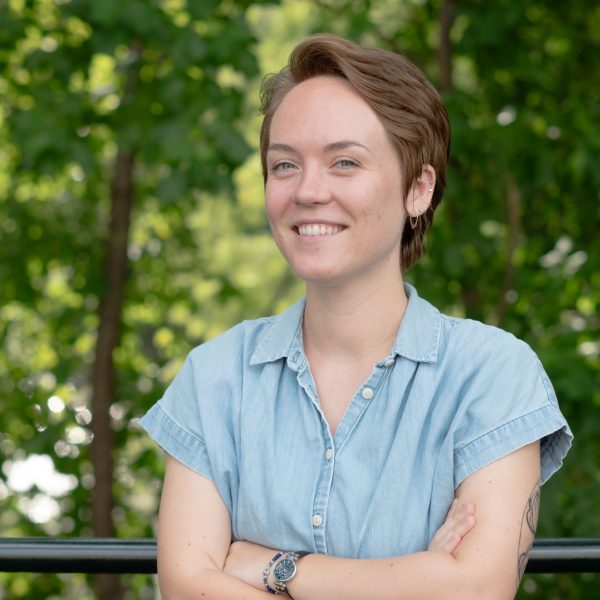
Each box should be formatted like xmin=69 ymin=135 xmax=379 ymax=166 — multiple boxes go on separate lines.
xmin=294 ymin=165 xmax=331 ymax=206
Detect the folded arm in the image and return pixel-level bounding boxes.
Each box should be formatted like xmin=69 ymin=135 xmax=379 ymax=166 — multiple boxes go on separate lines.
xmin=289 ymin=442 xmax=540 ymax=600
xmin=157 ymin=454 xmax=273 ymax=599
xmin=226 ymin=441 xmax=541 ymax=600
xmin=158 ymin=441 xmax=539 ymax=600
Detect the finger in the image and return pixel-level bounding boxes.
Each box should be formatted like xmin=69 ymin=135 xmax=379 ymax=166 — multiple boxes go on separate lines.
xmin=428 ymin=505 xmax=476 ymax=552
xmin=428 ymin=499 xmax=475 ymax=548
xmin=436 ymin=500 xmax=465 ymax=538
xmin=456 ymin=514 xmax=475 ymax=541
xmin=428 ymin=500 xmax=458 ymax=551
xmin=445 ymin=501 xmax=475 ymax=533
xmin=446 ymin=514 xmax=476 ymax=550
xmin=459 ymin=501 xmax=475 ymax=516
xmin=447 ymin=498 xmax=459 ymax=518
xmin=438 ymin=514 xmax=475 ymax=553
xmin=442 ymin=532 xmax=462 ymax=554
xmin=437 ymin=500 xmax=460 ymax=534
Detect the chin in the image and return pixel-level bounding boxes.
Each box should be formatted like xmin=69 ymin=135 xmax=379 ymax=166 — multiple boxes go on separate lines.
xmin=293 ymin=266 xmax=348 ymax=287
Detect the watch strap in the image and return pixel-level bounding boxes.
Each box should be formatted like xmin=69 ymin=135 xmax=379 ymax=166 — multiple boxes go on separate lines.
xmin=273 ymin=551 xmax=309 ymax=594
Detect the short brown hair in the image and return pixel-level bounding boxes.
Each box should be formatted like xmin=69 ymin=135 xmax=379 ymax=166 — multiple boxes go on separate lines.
xmin=259 ymin=34 xmax=450 ymax=271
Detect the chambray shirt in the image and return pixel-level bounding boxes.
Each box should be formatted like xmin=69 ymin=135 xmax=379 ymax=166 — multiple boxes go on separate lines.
xmin=140 ymin=284 xmax=572 ymax=559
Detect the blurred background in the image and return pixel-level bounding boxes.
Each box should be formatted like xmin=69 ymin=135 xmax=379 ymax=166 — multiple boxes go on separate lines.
xmin=0 ymin=0 xmax=598 ymax=598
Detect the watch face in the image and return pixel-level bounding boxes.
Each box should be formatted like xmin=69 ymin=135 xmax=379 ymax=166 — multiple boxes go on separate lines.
xmin=273 ymin=558 xmax=296 ymax=582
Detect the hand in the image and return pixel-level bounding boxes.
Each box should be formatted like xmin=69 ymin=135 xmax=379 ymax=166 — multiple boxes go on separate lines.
xmin=428 ymin=498 xmax=475 ymax=554
xmin=224 ymin=540 xmax=277 ymax=591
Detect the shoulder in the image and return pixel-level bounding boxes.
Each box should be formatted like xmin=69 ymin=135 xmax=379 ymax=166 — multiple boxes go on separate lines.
xmin=408 ymin=290 xmax=572 ymax=486
xmin=432 ymin=313 xmax=559 ymax=434
xmin=151 ymin=313 xmax=282 ymax=436
xmin=438 ymin=313 xmax=541 ymax=378
xmin=187 ymin=314 xmax=277 ymax=368
xmin=184 ymin=297 xmax=304 ymax=377
xmin=436 ymin=315 xmax=572 ymax=486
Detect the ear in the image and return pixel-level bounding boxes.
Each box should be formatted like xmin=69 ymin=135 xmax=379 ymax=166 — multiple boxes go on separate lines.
xmin=405 ymin=164 xmax=436 ymax=217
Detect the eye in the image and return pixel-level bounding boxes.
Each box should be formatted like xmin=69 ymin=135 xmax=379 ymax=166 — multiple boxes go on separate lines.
xmin=272 ymin=161 xmax=296 ymax=173
xmin=335 ymin=158 xmax=358 ymax=169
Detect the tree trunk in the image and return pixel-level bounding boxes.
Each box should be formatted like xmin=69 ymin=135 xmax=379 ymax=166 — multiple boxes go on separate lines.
xmin=437 ymin=0 xmax=484 ymax=316
xmin=495 ymin=178 xmax=521 ymax=326
xmin=89 ymin=39 xmax=141 ymax=600
xmin=90 ymin=148 xmax=135 ymax=600
xmin=437 ymin=0 xmax=455 ymax=93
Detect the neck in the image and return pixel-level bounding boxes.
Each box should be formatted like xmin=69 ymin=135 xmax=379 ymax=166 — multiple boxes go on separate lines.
xmin=303 ymin=273 xmax=408 ymax=361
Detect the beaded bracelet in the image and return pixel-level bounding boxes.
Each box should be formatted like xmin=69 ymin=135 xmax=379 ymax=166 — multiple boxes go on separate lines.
xmin=263 ymin=551 xmax=284 ymax=595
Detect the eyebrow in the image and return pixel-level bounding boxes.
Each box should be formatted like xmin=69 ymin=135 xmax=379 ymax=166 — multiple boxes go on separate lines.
xmin=324 ymin=140 xmax=370 ymax=153
xmin=267 ymin=140 xmax=371 ymax=154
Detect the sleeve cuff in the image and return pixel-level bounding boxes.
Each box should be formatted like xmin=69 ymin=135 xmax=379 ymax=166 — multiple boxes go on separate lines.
xmin=454 ymin=403 xmax=573 ymax=487
xmin=139 ymin=402 xmax=213 ymax=480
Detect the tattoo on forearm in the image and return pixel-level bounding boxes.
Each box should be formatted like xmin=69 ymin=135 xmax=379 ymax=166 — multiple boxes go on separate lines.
xmin=516 ymin=480 xmax=541 ymax=588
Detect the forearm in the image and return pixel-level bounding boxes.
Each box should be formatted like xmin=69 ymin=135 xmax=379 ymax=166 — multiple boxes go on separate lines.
xmin=160 ymin=566 xmax=275 ymax=600
xmin=225 ymin=501 xmax=481 ymax=600
xmin=288 ymin=551 xmax=486 ymax=600
xmin=283 ymin=443 xmax=540 ymax=600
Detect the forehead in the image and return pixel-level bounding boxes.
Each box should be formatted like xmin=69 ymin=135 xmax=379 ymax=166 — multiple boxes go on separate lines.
xmin=269 ymin=75 xmax=388 ymax=146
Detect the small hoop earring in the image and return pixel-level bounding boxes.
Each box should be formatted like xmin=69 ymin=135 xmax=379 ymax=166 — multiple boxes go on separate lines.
xmin=410 ymin=215 xmax=419 ymax=230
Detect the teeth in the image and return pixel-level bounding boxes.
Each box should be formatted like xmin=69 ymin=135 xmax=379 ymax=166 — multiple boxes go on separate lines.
xmin=297 ymin=224 xmax=342 ymax=236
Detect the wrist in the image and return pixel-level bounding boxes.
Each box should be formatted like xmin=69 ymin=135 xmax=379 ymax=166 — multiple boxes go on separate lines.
xmin=263 ymin=551 xmax=284 ymax=595
xmin=264 ymin=551 xmax=309 ymax=597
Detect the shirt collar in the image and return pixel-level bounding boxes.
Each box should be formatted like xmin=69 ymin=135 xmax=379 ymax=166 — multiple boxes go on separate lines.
xmin=391 ymin=283 xmax=441 ymax=363
xmin=249 ymin=297 xmax=306 ymax=365
xmin=249 ymin=283 xmax=441 ymax=366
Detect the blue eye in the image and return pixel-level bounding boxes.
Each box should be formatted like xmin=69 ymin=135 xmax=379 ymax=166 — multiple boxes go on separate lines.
xmin=336 ymin=159 xmax=357 ymax=169
xmin=273 ymin=161 xmax=295 ymax=172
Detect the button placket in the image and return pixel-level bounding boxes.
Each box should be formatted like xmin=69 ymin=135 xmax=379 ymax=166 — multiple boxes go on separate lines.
xmin=293 ymin=357 xmax=333 ymax=553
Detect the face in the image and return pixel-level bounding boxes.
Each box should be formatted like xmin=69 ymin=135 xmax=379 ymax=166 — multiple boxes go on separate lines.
xmin=265 ymin=76 xmax=427 ymax=288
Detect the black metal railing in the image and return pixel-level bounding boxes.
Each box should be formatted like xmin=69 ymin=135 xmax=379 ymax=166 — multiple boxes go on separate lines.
xmin=1 ymin=538 xmax=600 ymax=574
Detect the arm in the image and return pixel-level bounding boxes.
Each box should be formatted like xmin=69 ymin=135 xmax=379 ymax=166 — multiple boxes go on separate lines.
xmin=157 ymin=454 xmax=273 ymax=599
xmin=228 ymin=441 xmax=540 ymax=600
xmin=158 ymin=456 xmax=475 ymax=599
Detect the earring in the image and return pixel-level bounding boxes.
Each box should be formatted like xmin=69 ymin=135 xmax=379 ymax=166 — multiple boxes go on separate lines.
xmin=428 ymin=181 xmax=433 ymax=192
xmin=410 ymin=195 xmax=418 ymax=230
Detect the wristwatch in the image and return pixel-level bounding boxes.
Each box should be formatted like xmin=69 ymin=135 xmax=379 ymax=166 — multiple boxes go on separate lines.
xmin=273 ymin=551 xmax=309 ymax=594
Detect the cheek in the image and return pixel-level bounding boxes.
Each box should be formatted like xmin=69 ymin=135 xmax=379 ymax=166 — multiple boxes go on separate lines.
xmin=264 ymin=186 xmax=280 ymax=224
xmin=264 ymin=189 xmax=290 ymax=244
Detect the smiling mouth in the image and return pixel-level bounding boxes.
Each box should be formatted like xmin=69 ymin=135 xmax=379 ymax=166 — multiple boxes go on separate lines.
xmin=296 ymin=224 xmax=344 ymax=236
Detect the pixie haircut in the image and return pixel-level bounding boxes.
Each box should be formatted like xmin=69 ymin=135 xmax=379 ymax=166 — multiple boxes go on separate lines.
xmin=259 ymin=34 xmax=451 ymax=271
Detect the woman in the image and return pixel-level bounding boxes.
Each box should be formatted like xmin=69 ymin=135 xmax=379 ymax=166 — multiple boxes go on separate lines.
xmin=140 ymin=34 xmax=572 ymax=599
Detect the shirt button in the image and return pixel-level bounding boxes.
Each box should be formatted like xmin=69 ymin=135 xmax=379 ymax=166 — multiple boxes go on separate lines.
xmin=384 ymin=358 xmax=395 ymax=367
xmin=361 ymin=387 xmax=374 ymax=400
xmin=312 ymin=514 xmax=323 ymax=527
xmin=325 ymin=449 xmax=334 ymax=461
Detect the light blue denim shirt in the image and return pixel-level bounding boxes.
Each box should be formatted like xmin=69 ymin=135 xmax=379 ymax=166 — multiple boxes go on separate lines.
xmin=140 ymin=284 xmax=572 ymax=559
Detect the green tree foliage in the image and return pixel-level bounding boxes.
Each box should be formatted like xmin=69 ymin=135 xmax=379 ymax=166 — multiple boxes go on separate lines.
xmin=0 ymin=0 xmax=598 ymax=598
xmin=0 ymin=0 xmax=282 ymax=597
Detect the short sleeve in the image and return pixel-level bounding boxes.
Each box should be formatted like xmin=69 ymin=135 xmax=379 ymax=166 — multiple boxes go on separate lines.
xmin=453 ymin=336 xmax=573 ymax=487
xmin=139 ymin=354 xmax=213 ymax=481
